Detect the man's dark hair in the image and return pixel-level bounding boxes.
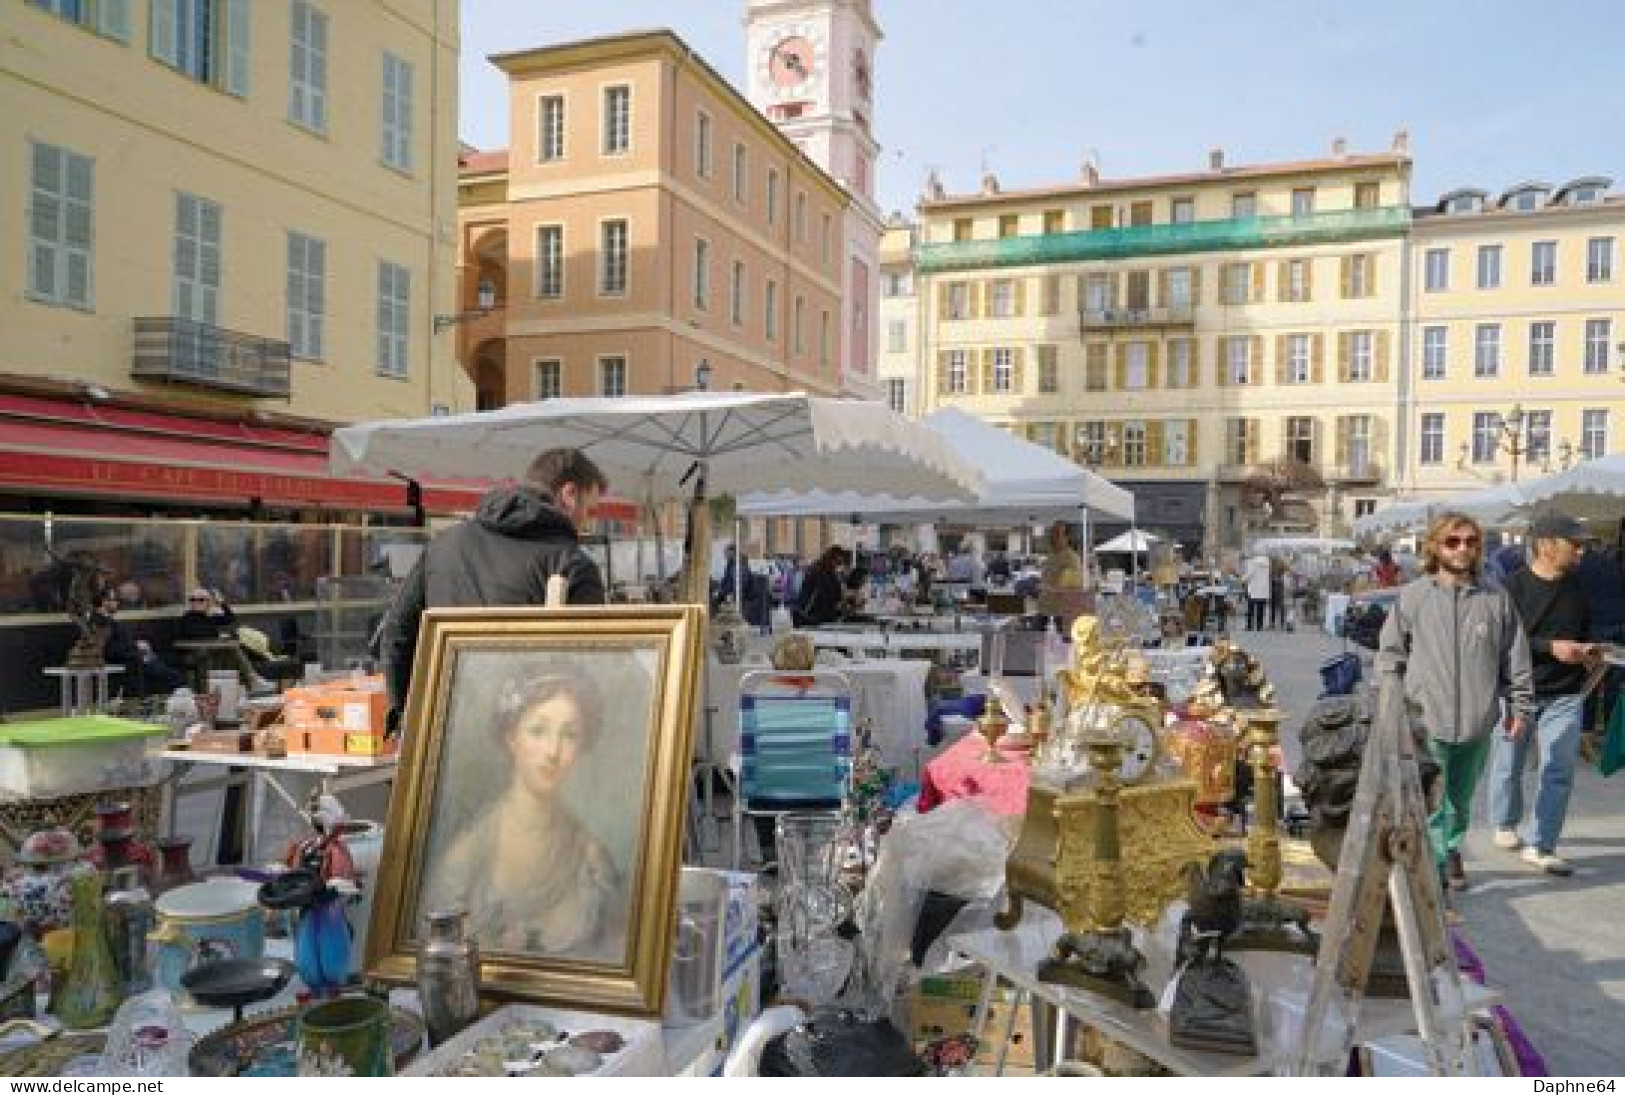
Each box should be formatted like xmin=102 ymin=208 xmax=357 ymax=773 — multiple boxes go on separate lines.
xmin=524 ymin=448 xmax=609 ymax=495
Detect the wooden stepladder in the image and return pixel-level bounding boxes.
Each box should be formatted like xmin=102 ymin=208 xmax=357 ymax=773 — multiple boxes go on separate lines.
xmin=1286 ymin=675 xmax=1478 ymax=1076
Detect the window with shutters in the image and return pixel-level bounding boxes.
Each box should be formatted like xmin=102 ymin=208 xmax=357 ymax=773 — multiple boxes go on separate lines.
xmin=1286 ymin=335 xmax=1311 ymax=383
xmin=288 ymin=2 xmax=328 ymax=133
xmin=1347 ymin=331 xmax=1373 ymax=382
xmin=821 ymin=213 xmax=832 ymax=265
xmin=694 ymin=111 xmax=713 ymax=178
xmin=1528 ymin=321 xmax=1555 ymax=375
xmin=732 ymin=143 xmax=747 ymax=202
xmin=1121 ymin=421 xmax=1147 ymax=466
xmin=599 ymin=355 xmax=627 ymax=397
xmin=886 ymin=378 xmax=906 ymax=414
xmin=30 ymin=0 xmax=130 ymax=40
xmin=1125 ymin=270 xmax=1151 ymax=311
xmin=1129 ymin=201 xmax=1153 ymax=227
xmin=990 ymin=279 xmax=1016 ymax=318
xmin=1085 ymin=344 xmax=1108 ymax=391
xmin=1424 ymin=247 xmax=1449 ymax=291
xmin=1284 ymin=259 xmax=1310 ymax=302
xmin=537 ymin=95 xmax=565 ymax=161
xmin=1471 ymin=411 xmax=1499 ymax=463
xmin=1477 ymin=244 xmax=1502 ymax=289
xmin=1075 ymin=421 xmax=1110 ymax=463
xmin=1220 ymin=262 xmax=1250 ymax=305
xmin=1587 ymin=237 xmax=1614 ymax=283
xmin=886 ymin=318 xmax=907 ymax=353
xmin=1043 ymin=210 xmax=1065 ymax=234
xmin=1224 ymin=418 xmax=1252 ymax=465
xmin=730 ymin=260 xmax=745 ymax=326
xmin=953 ymin=217 xmax=972 ymax=241
xmin=1171 ymin=197 xmax=1195 ymax=224
xmin=26 ymin=141 xmax=94 ymax=310
xmin=375 ymin=259 xmax=409 ymax=378
xmin=1037 ymin=345 xmax=1058 ymax=393
xmin=599 ymin=219 xmax=628 ymax=295
xmin=1164 ymin=419 xmax=1189 ymax=465
xmin=286 ymin=231 xmax=324 ymax=359
xmin=1165 ymin=267 xmax=1193 ymax=310
xmin=794 ymin=192 xmax=807 ymax=241
xmin=1083 ymin=273 xmax=1113 ymax=312
xmin=1582 ymin=409 xmax=1609 ymax=459
xmin=765 ymin=279 xmax=778 ymax=340
xmin=1530 ymin=240 xmax=1557 ymax=286
xmin=1525 ymin=409 xmax=1553 ymax=462
xmin=1166 ymin=338 xmax=1193 ymax=388
xmin=149 ymin=0 xmax=249 ymax=95
xmin=173 ymin=191 xmax=221 ymax=325
xmin=946 ymin=349 xmax=968 ymax=394
xmin=534 ymin=358 xmax=562 ymax=399
xmin=1354 ymin=181 xmax=1381 ymax=209
xmin=381 ymin=51 xmax=413 ymax=171
xmin=766 ymin=169 xmax=779 ymax=225
xmin=1231 ymin=192 xmax=1257 ymax=219
xmin=537 ymin=224 xmax=563 ymax=299
xmin=1422 ymin=325 xmax=1447 ymax=379
xmin=992 ymin=348 xmax=1015 ymax=393
xmin=1346 ymin=415 xmax=1372 ymax=473
xmin=1291 ymin=188 xmax=1316 ymax=217
xmin=1474 ymin=324 xmax=1500 ymax=377
xmin=1419 ymin=413 xmax=1444 ymax=464
xmin=883 ymin=271 xmax=912 ymax=297
xmin=946 ymin=282 xmax=969 ymax=320
xmin=1286 ymin=416 xmax=1315 ymax=463
xmin=1041 ymin=274 xmax=1061 ymax=315
xmin=793 ymin=295 xmax=805 ymax=354
xmin=692 ymin=238 xmax=710 ymax=310
xmin=1585 ymin=319 xmax=1612 ymax=374
xmin=1344 ymin=254 xmax=1374 ymax=298
xmin=1125 ymin=342 xmax=1149 ymax=389
xmin=603 ymin=85 xmax=631 ymax=154
xmin=1090 ymin=205 xmax=1114 ymax=229
xmin=998 ymin=214 xmax=1019 ymax=238
xmin=1223 ymin=336 xmax=1250 ymax=385
xmin=820 ymin=310 xmax=831 ymax=366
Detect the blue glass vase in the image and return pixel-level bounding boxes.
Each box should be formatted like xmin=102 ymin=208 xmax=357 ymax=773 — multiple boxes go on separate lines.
xmin=293 ymin=894 xmax=352 ymax=997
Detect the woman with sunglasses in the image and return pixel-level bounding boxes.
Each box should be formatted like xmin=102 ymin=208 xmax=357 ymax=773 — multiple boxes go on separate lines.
xmin=1376 ymin=512 xmax=1533 ymax=894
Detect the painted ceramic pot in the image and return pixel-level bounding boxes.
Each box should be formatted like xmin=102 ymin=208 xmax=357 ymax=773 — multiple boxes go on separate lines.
xmin=296 ymin=996 xmax=393 ymax=1076
xmin=1 ymin=830 xmax=94 ymax=935
xmin=150 ymin=878 xmax=265 ymax=993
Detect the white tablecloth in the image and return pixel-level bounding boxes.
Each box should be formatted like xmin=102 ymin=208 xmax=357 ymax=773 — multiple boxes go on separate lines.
xmin=701 ymin=654 xmax=932 ymax=772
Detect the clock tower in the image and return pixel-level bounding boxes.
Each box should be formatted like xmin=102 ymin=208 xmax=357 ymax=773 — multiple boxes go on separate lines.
xmin=745 ymin=0 xmax=884 ymax=398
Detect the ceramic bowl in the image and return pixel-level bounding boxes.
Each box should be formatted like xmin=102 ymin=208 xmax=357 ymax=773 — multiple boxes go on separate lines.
xmin=151 ymin=878 xmax=266 ymax=992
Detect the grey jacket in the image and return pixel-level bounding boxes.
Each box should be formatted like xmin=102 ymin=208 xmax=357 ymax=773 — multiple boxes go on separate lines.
xmin=1376 ymin=574 xmax=1534 ymax=743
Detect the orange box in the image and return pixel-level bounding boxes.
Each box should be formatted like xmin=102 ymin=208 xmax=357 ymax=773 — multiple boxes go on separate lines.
xmin=282 ymin=682 xmax=388 ymax=755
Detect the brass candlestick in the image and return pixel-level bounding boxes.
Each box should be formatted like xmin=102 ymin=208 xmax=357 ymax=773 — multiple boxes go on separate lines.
xmin=1231 ymin=707 xmax=1317 ymax=955
xmin=1037 ymin=728 xmax=1156 ymax=1008
xmin=977 ymin=702 xmax=1011 ymax=764
xmin=1026 ymin=699 xmax=1052 ymax=765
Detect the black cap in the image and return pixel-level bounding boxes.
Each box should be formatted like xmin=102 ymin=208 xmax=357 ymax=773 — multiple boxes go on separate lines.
xmin=1528 ymin=511 xmax=1584 ymax=542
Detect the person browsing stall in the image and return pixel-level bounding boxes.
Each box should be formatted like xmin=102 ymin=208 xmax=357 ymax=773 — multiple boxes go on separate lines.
xmin=379 ymin=448 xmax=609 ymax=734
xmin=1377 ymin=512 xmax=1532 ymax=892
xmin=793 ymin=545 xmax=850 ymax=627
xmin=1488 ymin=511 xmax=1600 ymax=877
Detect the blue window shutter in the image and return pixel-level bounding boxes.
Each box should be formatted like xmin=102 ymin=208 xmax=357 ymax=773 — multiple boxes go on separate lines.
xmin=98 ymin=0 xmax=132 ymax=41
xmin=223 ymin=0 xmax=249 ymax=97
xmin=149 ymin=0 xmax=177 ymax=64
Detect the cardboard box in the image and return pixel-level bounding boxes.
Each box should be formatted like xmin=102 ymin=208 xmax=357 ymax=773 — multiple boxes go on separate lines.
xmin=909 ymin=971 xmax=1035 ymax=1071
xmin=282 ymin=682 xmax=390 ymax=754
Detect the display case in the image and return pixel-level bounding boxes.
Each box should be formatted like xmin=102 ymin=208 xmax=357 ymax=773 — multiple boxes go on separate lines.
xmin=313 ymin=576 xmax=396 ymax=672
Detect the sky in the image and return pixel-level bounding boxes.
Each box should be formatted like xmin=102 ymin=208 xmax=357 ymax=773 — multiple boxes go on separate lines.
xmin=458 ymin=1 xmax=1625 ymax=218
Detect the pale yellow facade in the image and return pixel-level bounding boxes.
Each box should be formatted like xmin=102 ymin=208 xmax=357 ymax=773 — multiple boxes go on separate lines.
xmin=457 ymin=30 xmax=848 ymax=408
xmin=915 ymin=141 xmax=1412 ymax=545
xmin=876 ymin=220 xmax=917 ymax=415
xmin=0 ymin=0 xmax=468 ymax=424
xmin=1405 ymin=180 xmax=1624 ymax=498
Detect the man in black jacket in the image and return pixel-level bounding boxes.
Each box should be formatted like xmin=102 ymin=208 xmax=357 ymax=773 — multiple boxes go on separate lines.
xmin=379 ymin=448 xmax=609 ymax=733
xmin=1487 ymin=511 xmax=1600 ymax=877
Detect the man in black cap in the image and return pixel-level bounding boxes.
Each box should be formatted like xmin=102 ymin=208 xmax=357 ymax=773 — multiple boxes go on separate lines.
xmin=1487 ymin=511 xmax=1600 ymax=876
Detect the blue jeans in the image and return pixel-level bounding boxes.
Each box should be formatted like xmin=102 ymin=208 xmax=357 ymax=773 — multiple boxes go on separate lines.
xmin=1488 ymin=692 xmax=1585 ymax=855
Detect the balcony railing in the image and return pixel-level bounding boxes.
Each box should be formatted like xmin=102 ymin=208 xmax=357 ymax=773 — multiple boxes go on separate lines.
xmin=1079 ymin=304 xmax=1196 ymax=330
xmin=132 ymin=317 xmax=292 ymax=398
xmin=915 ymin=205 xmax=1411 ymax=273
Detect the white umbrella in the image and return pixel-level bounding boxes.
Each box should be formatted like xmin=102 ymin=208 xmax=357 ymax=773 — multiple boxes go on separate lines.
xmin=331 ymin=392 xmax=983 ymax=601
xmin=1513 ymin=454 xmax=1625 ymax=522
xmin=1093 ymin=529 xmax=1159 ymax=554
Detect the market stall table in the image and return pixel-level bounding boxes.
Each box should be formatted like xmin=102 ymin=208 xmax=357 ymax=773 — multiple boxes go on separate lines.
xmin=916 ymin=731 xmax=1032 ymax=816
xmin=158 ymin=749 xmax=396 ymax=865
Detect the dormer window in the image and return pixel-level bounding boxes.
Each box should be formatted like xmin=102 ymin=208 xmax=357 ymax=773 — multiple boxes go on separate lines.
xmin=1499 ymin=181 xmax=1553 ymax=211
xmin=1570 ymin=187 xmax=1601 ymax=205
xmin=1512 ymin=190 xmax=1544 ymax=211
xmin=1555 ymin=177 xmax=1612 ymax=206
xmin=1437 ymin=188 xmax=1487 ymax=215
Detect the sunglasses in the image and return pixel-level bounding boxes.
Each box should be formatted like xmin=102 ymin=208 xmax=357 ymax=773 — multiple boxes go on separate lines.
xmin=1441 ymin=535 xmax=1480 ymax=550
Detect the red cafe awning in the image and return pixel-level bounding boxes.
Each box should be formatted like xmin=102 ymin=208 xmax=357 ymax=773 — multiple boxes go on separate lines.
xmin=0 ymin=394 xmax=637 ymax=520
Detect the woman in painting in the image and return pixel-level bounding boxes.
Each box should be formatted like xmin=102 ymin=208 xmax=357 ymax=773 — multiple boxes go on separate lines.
xmin=427 ymin=671 xmax=625 ymax=961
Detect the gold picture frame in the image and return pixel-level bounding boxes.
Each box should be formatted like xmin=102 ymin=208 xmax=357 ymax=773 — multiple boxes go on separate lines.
xmin=364 ymin=605 xmax=705 ymax=1016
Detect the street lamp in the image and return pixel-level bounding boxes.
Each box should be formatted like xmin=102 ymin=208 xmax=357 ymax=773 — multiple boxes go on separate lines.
xmin=432 ymin=278 xmax=500 ymax=333
xmin=1457 ymin=402 xmax=1540 ymax=483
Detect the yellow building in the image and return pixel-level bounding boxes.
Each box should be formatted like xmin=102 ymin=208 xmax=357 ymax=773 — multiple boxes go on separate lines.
xmin=1 ymin=1 xmax=465 ymax=424
xmin=914 ymin=137 xmax=1413 ymax=548
xmin=1405 ymin=177 xmax=1624 ymax=498
xmin=456 ymin=29 xmax=849 ymax=407
xmin=877 ymin=218 xmax=917 ymax=415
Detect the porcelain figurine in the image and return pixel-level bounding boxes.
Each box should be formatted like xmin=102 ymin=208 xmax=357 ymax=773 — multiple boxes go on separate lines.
xmin=260 ymin=793 xmax=358 ymax=997
xmin=0 ymin=830 xmax=95 ymax=937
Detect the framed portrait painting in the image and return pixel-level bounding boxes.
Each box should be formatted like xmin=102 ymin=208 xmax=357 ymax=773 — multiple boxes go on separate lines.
xmin=365 ymin=605 xmax=705 ymax=1016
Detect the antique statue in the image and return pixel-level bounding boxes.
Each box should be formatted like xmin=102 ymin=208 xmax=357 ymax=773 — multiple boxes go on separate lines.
xmin=48 ymin=547 xmax=111 ymax=669
xmin=1169 ymin=852 xmax=1258 ymax=1056
xmin=1056 ymin=615 xmax=1142 ymax=714
xmin=1211 ymin=643 xmax=1276 ymax=712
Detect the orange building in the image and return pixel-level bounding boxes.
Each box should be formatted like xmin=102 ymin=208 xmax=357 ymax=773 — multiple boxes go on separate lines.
xmin=456 ymin=29 xmax=851 ymax=408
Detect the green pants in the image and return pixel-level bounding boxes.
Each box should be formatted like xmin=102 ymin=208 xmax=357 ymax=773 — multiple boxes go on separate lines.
xmin=1427 ymin=735 xmax=1494 ymax=866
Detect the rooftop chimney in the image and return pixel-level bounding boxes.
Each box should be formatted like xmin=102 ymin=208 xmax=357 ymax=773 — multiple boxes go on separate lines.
xmin=1208 ymin=148 xmax=1225 ymax=172
xmin=980 ymin=172 xmax=1000 ymax=196
xmin=1080 ymin=158 xmax=1100 ymax=187
xmin=1331 ymin=136 xmax=1349 ymax=158
xmin=1392 ymin=127 xmax=1411 ymax=154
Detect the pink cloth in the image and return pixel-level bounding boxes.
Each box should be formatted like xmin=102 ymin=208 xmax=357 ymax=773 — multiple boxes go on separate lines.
xmin=917 ymin=732 xmax=1032 ymax=815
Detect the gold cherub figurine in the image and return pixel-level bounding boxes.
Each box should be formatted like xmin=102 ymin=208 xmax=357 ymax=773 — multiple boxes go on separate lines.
xmin=1057 ymin=614 xmax=1142 ymax=713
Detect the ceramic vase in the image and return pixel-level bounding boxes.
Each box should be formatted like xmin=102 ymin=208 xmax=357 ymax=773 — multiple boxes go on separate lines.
xmin=417 ymin=907 xmax=480 ymax=1046
xmin=53 ymin=872 xmax=123 ymax=1029
xmin=152 ymin=837 xmax=197 ymax=896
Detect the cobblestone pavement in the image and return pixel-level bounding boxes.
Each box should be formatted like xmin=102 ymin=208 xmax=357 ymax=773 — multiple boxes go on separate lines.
xmin=1240 ymin=621 xmax=1625 ymax=1076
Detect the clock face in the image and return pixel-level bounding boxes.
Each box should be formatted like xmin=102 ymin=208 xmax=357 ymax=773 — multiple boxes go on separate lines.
xmin=1111 ymin=712 xmax=1161 ymax=784
xmin=769 ymin=34 xmax=817 ymax=88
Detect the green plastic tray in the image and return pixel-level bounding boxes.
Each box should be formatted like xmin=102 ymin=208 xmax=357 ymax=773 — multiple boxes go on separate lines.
xmin=0 ymin=715 xmax=166 ymax=748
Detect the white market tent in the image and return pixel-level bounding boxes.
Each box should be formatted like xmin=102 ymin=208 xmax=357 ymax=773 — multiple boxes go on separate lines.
xmin=1513 ymin=453 xmax=1625 ymax=522
xmin=1353 ymin=482 xmax=1527 ymax=538
xmin=736 ymin=407 xmax=1136 ymax=525
xmin=1093 ymin=529 xmax=1160 ymax=554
